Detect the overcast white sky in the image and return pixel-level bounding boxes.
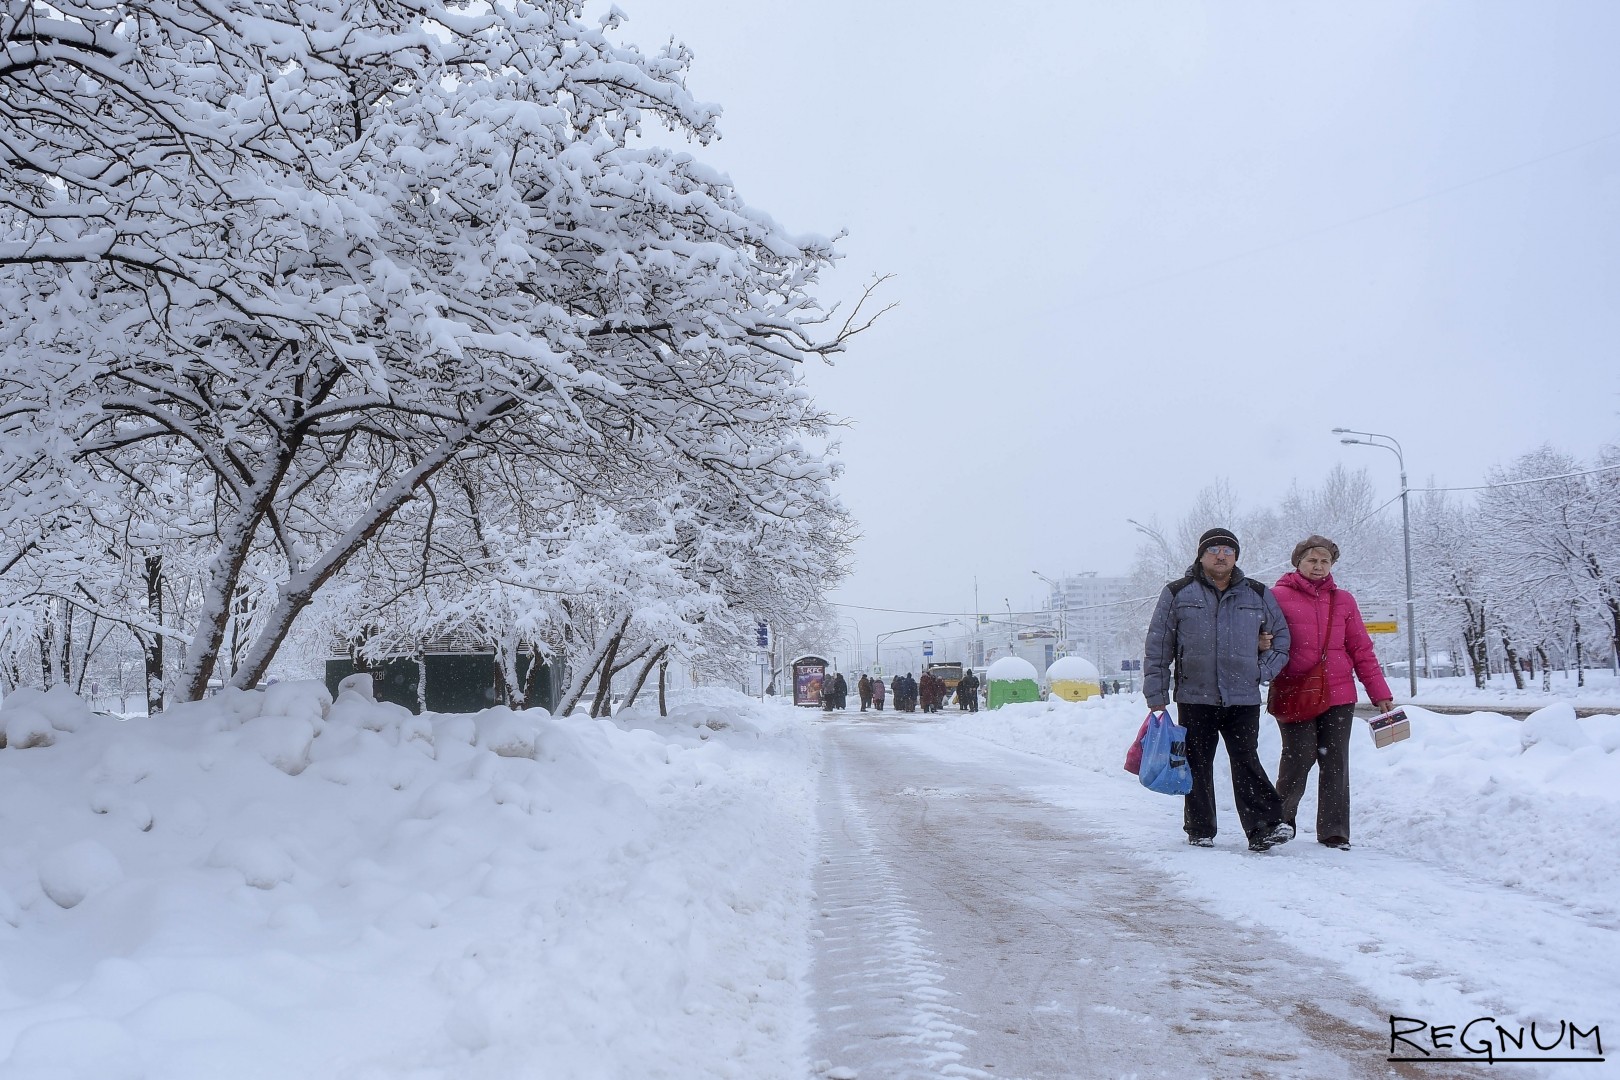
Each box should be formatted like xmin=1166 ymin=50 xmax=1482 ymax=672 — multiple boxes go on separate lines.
xmin=625 ymin=1 xmax=1620 ymax=649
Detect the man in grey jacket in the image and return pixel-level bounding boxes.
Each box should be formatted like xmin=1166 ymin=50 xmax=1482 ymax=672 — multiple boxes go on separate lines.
xmin=1143 ymin=527 xmax=1295 ymax=851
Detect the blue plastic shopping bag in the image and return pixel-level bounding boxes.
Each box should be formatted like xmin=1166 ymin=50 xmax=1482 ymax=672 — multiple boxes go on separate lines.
xmin=1138 ymin=710 xmax=1193 ymax=796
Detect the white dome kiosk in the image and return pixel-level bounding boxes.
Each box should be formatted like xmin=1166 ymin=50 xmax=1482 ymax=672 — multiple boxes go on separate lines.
xmin=1047 ymin=655 xmax=1102 ymax=701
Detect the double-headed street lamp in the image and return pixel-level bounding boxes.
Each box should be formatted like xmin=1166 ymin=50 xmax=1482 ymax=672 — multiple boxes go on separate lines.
xmin=1031 ymin=570 xmax=1068 ymax=657
xmin=1333 ymin=427 xmax=1418 ymax=700
xmin=838 ymin=615 xmax=862 ymax=668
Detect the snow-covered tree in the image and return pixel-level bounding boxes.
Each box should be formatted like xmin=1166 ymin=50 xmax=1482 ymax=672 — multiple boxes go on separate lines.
xmin=1478 ymin=443 xmax=1620 ymax=681
xmin=1 ymin=0 xmax=874 ymax=701
xmin=1410 ymin=492 xmax=1493 ymax=687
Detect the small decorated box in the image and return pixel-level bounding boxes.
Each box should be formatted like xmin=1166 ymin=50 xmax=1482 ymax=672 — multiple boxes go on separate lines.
xmin=1368 ymin=707 xmax=1411 ymax=748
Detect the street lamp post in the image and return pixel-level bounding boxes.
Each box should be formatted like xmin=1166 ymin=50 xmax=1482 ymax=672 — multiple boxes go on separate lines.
xmin=1333 ymin=427 xmax=1418 ymax=700
xmin=1127 ymin=518 xmax=1175 ymax=578
xmin=875 ymin=622 xmax=949 ymax=676
xmin=838 ymin=615 xmax=862 ymax=670
xmin=1031 ymin=571 xmax=1067 ymax=658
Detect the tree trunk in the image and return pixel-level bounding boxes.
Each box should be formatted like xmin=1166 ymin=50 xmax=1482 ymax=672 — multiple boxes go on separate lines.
xmin=71 ymin=606 xmax=98 ymax=697
xmin=211 ymin=391 xmax=529 ymax=700
xmin=39 ymin=610 xmax=55 ymax=688
xmin=414 ymin=654 xmax=427 ymax=714
xmin=588 ymin=628 xmax=627 ymax=718
xmin=1499 ymin=630 xmax=1524 ymax=691
xmin=658 ymin=658 xmax=668 ymax=717
xmin=1606 ymin=599 xmax=1620 ymax=676
xmin=144 ymin=554 xmax=166 ymax=715
xmin=620 ymin=646 xmax=668 ymax=710
xmin=1463 ymin=607 xmax=1489 ymax=689
xmin=58 ymin=597 xmax=74 ymax=691
xmin=521 ymin=644 xmax=550 ymax=711
xmin=1575 ymin=616 xmax=1585 ymax=687
xmin=556 ymin=615 xmax=630 ymax=717
xmin=176 ymin=457 xmax=297 ymax=701
xmin=1536 ymin=644 xmax=1551 ymax=692
xmin=496 ymin=633 xmax=523 ymax=708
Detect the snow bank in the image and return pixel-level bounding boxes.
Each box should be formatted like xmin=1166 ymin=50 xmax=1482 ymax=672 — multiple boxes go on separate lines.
xmin=1045 ymin=655 xmax=1099 ymax=682
xmin=941 ymin=694 xmax=1620 ymax=924
xmin=986 ymin=655 xmax=1037 ymax=681
xmin=0 ymin=682 xmax=818 ymax=1078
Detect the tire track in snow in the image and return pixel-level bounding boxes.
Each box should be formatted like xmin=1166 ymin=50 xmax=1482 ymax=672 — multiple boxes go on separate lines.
xmin=810 ymin=728 xmax=989 ymax=1080
xmin=808 ymin=715 xmax=1496 ymax=1080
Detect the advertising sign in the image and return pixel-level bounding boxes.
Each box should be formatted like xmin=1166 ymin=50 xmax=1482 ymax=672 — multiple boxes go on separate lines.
xmin=791 ymin=655 xmax=829 ymax=707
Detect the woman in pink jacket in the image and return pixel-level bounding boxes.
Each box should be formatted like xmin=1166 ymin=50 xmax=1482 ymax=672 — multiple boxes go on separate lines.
xmin=1270 ymin=535 xmax=1394 ymax=850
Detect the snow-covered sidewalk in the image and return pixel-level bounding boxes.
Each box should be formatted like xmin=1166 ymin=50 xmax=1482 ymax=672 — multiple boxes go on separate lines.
xmin=1401 ymin=669 xmax=1620 ymax=713
xmin=0 ymin=684 xmax=817 ymax=1079
xmin=936 ymin=694 xmax=1620 ymax=1076
xmin=941 ymin=693 xmax=1620 ymax=928
xmin=3 ymin=681 xmax=1616 ymax=1076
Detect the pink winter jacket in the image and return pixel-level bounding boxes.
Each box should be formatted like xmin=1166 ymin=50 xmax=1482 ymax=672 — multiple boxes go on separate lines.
xmin=1271 ymin=571 xmax=1392 ymax=711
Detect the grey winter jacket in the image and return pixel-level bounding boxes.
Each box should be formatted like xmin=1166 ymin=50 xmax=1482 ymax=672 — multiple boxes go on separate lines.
xmin=1141 ymin=565 xmax=1291 ymax=709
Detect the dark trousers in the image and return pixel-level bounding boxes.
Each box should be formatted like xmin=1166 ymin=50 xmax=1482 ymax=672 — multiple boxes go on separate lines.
xmin=1179 ymin=703 xmax=1285 ymax=841
xmin=1276 ymin=704 xmax=1356 ymax=843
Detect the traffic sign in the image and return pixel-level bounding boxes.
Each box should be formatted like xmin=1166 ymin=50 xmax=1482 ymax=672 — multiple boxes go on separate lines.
xmin=1363 ymin=608 xmax=1398 ymax=635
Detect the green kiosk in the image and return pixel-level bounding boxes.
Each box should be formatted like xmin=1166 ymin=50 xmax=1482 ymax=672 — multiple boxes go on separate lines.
xmin=986 ymin=655 xmax=1041 ymax=709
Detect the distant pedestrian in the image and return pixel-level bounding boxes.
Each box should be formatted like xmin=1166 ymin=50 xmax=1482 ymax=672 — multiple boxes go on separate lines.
xmin=1270 ymin=535 xmax=1395 ymax=852
xmin=956 ymin=669 xmax=980 ymax=712
xmin=872 ymin=677 xmax=886 ymax=711
xmin=895 ymin=673 xmax=916 ymax=712
xmin=1143 ymin=527 xmax=1295 ymax=852
xmin=1113 ymin=680 xmax=1121 ymax=695
xmin=919 ymin=671 xmax=940 ymax=713
xmin=833 ymin=671 xmax=849 ymax=710
xmin=858 ymin=673 xmax=873 ymax=712
xmin=820 ymin=675 xmax=835 ymax=712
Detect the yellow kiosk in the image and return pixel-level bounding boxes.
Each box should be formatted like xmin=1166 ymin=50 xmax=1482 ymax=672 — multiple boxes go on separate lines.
xmin=1047 ymin=655 xmax=1103 ymax=701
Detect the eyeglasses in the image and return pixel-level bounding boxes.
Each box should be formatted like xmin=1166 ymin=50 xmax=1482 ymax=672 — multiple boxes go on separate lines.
xmin=1204 ymin=545 xmax=1236 ymax=557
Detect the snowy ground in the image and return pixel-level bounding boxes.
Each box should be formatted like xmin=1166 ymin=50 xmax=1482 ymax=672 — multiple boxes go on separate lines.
xmin=1402 ymin=668 xmax=1620 ymax=711
xmin=2 ymin=682 xmax=1616 ymax=1076
xmin=0 ymin=683 xmax=817 ymax=1079
xmin=936 ymin=693 xmax=1620 ymax=1076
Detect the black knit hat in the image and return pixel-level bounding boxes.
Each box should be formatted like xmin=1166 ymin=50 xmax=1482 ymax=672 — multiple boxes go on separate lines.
xmin=1197 ymin=527 xmax=1240 ymax=560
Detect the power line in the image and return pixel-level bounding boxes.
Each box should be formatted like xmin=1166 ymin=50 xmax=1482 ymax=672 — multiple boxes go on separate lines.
xmin=1411 ymin=462 xmax=1620 ymax=494
xmin=829 ymin=601 xmax=1045 ymax=618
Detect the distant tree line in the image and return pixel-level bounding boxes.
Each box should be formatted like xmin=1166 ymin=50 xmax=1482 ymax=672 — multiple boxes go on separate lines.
xmin=1126 ymin=443 xmax=1620 ymax=690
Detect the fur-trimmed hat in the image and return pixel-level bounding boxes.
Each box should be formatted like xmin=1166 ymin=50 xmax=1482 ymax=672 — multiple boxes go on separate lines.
xmin=1197 ymin=527 xmax=1240 ymax=560
xmin=1291 ymin=534 xmax=1341 ymax=566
